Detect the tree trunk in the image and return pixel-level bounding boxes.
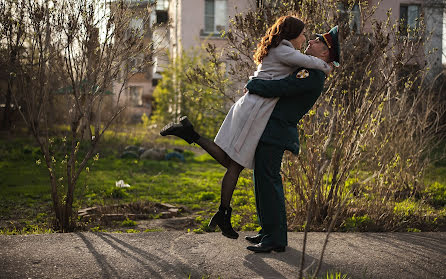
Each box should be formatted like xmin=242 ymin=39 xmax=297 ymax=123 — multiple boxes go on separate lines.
xmin=45 ymin=152 xmax=64 ymax=230
xmin=63 ymin=177 xmax=75 ymax=232
xmin=1 ymin=77 xmax=13 ymax=131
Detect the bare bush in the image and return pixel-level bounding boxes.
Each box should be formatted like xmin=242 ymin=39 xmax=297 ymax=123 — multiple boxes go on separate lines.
xmin=0 ymin=0 xmax=154 ymax=231
xmin=282 ymin=1 xmax=446 ymax=231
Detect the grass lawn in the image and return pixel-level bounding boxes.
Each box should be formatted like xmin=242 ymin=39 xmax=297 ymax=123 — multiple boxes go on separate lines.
xmin=0 ymin=132 xmax=257 ymax=234
xmin=1 ymin=129 xmax=445 ymax=234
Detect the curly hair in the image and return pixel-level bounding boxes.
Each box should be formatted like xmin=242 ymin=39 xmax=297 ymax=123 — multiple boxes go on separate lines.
xmin=253 ymin=16 xmax=305 ymax=65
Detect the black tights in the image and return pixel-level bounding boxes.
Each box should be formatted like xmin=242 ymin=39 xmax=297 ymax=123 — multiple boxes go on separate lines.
xmin=195 ymin=137 xmax=244 ymax=208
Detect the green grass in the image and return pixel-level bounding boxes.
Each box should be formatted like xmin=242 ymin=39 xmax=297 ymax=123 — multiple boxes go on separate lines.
xmin=0 ymin=138 xmax=226 ymax=208
xmin=0 ymin=138 xmax=54 ymax=222
xmin=121 ymin=218 xmax=137 ymax=227
xmin=304 ymin=271 xmax=350 ymax=279
xmin=0 ymin=135 xmax=258 ymax=233
xmin=1 ymin=133 xmax=444 ymax=234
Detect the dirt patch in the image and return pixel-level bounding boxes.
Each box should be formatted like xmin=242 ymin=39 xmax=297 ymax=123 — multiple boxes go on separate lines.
xmin=78 ymin=201 xmax=199 ymax=232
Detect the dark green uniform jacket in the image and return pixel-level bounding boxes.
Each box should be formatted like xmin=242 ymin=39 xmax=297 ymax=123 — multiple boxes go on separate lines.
xmin=246 ymin=67 xmax=326 ymax=154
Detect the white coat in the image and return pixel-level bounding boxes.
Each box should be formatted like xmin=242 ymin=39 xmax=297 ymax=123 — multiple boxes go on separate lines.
xmin=214 ymin=40 xmax=330 ymax=169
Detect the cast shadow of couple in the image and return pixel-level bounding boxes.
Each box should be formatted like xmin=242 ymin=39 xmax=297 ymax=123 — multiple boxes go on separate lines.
xmin=243 ymin=246 xmax=324 ymax=279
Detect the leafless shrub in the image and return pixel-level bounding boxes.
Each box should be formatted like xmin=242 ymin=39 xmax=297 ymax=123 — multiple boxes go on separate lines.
xmin=0 ymin=0 xmax=155 ymax=231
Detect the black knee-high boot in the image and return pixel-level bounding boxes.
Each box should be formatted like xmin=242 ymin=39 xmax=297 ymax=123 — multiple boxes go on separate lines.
xmin=208 ymin=205 xmax=239 ymax=239
xmin=160 ymin=116 xmax=200 ymax=144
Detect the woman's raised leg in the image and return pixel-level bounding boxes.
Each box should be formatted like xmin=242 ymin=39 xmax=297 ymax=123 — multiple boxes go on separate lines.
xmin=160 ymin=116 xmax=231 ymax=168
xmin=195 ymin=136 xmax=232 ymax=169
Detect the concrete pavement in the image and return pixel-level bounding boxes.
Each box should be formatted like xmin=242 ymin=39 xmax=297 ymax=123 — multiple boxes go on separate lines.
xmin=1 ymin=231 xmax=445 ymax=279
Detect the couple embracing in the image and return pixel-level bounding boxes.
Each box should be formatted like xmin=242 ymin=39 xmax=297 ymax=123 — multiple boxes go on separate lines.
xmin=160 ymin=15 xmax=340 ymax=253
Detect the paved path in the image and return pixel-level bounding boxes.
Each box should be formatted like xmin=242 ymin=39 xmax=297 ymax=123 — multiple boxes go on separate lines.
xmin=1 ymin=232 xmax=445 ymax=279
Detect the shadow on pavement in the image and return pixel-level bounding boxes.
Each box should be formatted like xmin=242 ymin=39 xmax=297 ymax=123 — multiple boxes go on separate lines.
xmin=331 ymin=233 xmax=446 ymax=279
xmin=76 ymin=232 xmax=120 ymax=278
xmin=243 ymin=246 xmax=334 ymax=279
xmin=76 ymin=232 xmax=201 ymax=278
xmin=363 ymin=233 xmax=446 ymax=278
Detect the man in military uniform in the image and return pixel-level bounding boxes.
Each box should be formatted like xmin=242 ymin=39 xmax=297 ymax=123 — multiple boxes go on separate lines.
xmin=159 ymin=26 xmax=340 ymax=252
xmin=245 ymin=26 xmax=340 ymax=252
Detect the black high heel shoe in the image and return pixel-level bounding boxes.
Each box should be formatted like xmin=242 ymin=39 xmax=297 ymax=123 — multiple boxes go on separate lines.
xmin=208 ymin=206 xmax=239 ymax=239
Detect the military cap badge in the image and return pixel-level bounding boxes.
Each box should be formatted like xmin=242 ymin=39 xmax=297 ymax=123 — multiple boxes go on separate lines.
xmin=296 ymin=69 xmax=309 ymax=79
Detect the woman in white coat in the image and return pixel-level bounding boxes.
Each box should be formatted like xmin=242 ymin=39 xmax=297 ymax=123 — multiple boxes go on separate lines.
xmin=160 ymin=15 xmax=331 ymax=239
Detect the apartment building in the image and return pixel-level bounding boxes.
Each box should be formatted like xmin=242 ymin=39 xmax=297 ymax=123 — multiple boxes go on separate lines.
xmin=112 ymin=0 xmax=169 ymax=122
xmin=111 ymin=0 xmax=444 ymax=122
xmin=365 ymin=0 xmax=444 ymax=81
xmin=167 ymin=0 xmax=444 ymax=80
xmin=168 ymin=0 xmax=251 ymax=62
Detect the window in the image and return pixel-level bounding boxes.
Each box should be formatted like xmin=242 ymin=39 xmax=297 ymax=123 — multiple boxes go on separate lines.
xmin=156 ymin=0 xmax=169 ymax=11
xmin=128 ymin=55 xmax=144 ymax=72
xmin=204 ymin=0 xmax=227 ymax=34
xmin=156 ymin=10 xmax=168 ymax=24
xmin=129 ymin=86 xmax=143 ymax=107
xmin=400 ymin=5 xmax=420 ymax=37
xmin=155 ymin=0 xmax=169 ymax=23
xmin=338 ymin=2 xmax=361 ymax=34
xmin=350 ymin=4 xmax=360 ymax=34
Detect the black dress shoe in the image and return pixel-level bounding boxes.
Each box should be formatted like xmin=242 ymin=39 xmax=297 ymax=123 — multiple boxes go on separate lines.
xmin=208 ymin=206 xmax=239 ymax=239
xmin=159 ymin=116 xmax=200 ymax=144
xmin=245 ymin=234 xmax=264 ymax=244
xmin=247 ymin=242 xmax=286 ymax=253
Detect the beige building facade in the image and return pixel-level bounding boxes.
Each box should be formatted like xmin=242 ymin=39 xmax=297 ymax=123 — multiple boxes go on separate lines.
xmin=168 ymin=0 xmax=252 ymax=61
xmin=112 ymin=0 xmax=170 ymax=122
xmin=114 ymin=0 xmax=444 ymax=122
xmin=167 ymin=0 xmax=444 ymax=77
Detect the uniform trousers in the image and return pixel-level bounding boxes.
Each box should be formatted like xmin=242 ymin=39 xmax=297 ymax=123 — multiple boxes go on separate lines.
xmin=253 ymin=141 xmax=287 ymax=247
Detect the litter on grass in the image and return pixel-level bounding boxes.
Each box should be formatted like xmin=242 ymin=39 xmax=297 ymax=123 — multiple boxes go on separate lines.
xmin=115 ymin=180 xmax=130 ymax=188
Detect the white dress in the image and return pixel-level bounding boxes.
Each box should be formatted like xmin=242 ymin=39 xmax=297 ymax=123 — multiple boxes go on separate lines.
xmin=214 ymin=40 xmax=330 ymax=169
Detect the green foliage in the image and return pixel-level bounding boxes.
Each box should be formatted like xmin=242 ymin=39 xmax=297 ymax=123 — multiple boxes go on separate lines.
xmin=324 ymin=271 xmax=349 ymax=279
xmin=151 ymin=49 xmax=228 ymax=139
xmin=304 ymin=271 xmax=349 ymax=279
xmin=230 ymin=214 xmax=242 ymax=229
xmin=241 ymin=222 xmax=260 ymax=231
xmin=193 ymin=228 xmax=205 ymax=234
xmin=341 ymin=215 xmax=372 ymax=232
xmin=90 ymin=226 xmax=107 ymax=232
xmin=143 ymin=228 xmax=163 ymax=232
xmin=197 ymin=191 xmax=217 ymax=201
xmin=424 ymin=182 xmax=446 ymax=207
xmin=393 ymin=200 xmax=417 ymax=217
xmin=194 ymin=215 xmax=212 ymax=232
xmin=106 ymin=187 xmax=129 ymax=199
xmin=121 ymin=218 xmax=137 ymax=227
xmin=0 ymin=223 xmax=54 ymax=235
xmin=141 ymin=113 xmax=150 ymax=127
xmin=125 ymin=229 xmax=140 ymax=233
